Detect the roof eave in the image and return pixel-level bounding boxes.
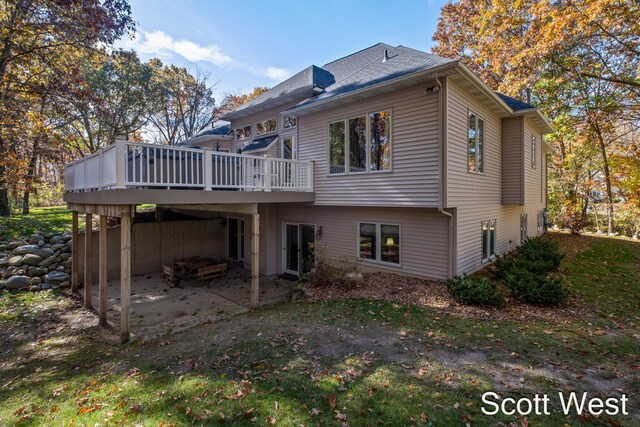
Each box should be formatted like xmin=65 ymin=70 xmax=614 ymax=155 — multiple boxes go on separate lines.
xmin=284 ymin=60 xmax=460 ymax=116
xmin=221 ymin=85 xmax=316 ymax=121
xmin=512 ymin=108 xmax=555 ymax=134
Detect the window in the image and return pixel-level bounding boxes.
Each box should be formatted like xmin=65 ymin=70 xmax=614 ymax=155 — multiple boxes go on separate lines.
xmin=328 ymin=110 xmax=392 ymax=174
xmin=467 ymin=110 xmax=485 ymax=173
xmin=358 ymin=222 xmax=400 ymax=265
xmin=531 ymin=135 xmax=537 ymax=168
xmin=481 ymin=220 xmax=496 ymax=262
xmin=234 ymin=125 xmax=251 ymax=140
xmin=520 ymin=213 xmax=528 ymax=243
xmin=256 ymin=118 xmax=277 ymax=135
xmin=282 ymin=115 xmax=297 ymax=129
xmin=349 ymin=116 xmax=367 ymax=173
xmin=537 ymin=211 xmax=544 ymax=233
xmin=282 ymin=136 xmax=295 ymax=159
xmin=370 ymin=111 xmax=391 ymax=171
xmin=329 ymin=120 xmax=345 ymax=174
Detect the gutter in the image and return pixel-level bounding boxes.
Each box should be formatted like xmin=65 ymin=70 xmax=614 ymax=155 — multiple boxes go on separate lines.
xmin=435 ymin=73 xmax=455 ymax=278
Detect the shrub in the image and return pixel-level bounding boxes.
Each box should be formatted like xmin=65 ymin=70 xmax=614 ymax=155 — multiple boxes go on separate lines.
xmin=447 ymin=276 xmax=505 ymax=307
xmin=494 ymin=237 xmax=563 ymax=279
xmin=504 ymin=268 xmax=568 ymax=306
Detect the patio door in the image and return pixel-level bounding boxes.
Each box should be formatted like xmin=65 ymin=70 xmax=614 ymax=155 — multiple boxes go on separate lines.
xmin=283 ymin=223 xmax=315 ymax=276
xmin=228 ymin=217 xmax=245 ymax=261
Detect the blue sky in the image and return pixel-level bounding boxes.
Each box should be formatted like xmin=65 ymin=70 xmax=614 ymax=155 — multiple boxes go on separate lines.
xmin=119 ymin=0 xmax=449 ymax=99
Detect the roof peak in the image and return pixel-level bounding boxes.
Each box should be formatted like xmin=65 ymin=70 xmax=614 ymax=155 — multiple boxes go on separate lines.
xmin=322 ymin=42 xmax=394 ymax=67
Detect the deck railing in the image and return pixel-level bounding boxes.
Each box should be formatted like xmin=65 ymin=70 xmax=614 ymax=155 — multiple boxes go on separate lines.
xmin=64 ymin=140 xmax=314 ymax=193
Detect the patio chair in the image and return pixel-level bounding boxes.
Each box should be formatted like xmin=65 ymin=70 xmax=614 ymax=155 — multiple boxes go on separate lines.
xmin=197 ymin=263 xmax=227 ymax=287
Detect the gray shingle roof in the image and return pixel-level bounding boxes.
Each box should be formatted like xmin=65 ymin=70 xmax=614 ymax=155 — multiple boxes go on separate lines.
xmin=495 ymin=93 xmax=534 ymax=111
xmin=242 ymin=134 xmax=278 ymax=152
xmin=196 ymin=123 xmax=231 ymax=137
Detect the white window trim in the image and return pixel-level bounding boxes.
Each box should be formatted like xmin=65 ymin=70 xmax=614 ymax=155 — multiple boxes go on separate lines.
xmin=481 ymin=219 xmax=496 ymax=263
xmin=531 ymin=135 xmax=537 ymax=169
xmin=467 ymin=109 xmax=486 ymax=175
xmin=280 ymin=135 xmax=297 ymax=160
xmin=327 ymin=108 xmax=393 ymax=176
xmin=357 ymin=221 xmax=401 ymax=266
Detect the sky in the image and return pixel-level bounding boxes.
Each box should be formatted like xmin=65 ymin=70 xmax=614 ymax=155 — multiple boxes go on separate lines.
xmin=118 ymin=0 xmax=449 ymax=99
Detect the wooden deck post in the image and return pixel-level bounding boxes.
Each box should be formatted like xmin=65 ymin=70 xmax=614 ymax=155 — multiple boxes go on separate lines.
xmin=250 ymin=213 xmax=259 ymax=308
xmin=120 ymin=210 xmax=132 ymax=343
xmin=71 ymin=210 xmax=79 ymax=292
xmin=98 ymin=215 xmax=108 ymax=327
xmin=84 ymin=213 xmax=93 ymax=309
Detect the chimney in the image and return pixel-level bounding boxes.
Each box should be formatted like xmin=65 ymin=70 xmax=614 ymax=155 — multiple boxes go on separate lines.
xmin=383 ymin=49 xmax=389 ymax=63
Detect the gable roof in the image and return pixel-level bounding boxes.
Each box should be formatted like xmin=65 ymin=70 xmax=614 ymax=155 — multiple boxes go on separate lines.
xmin=495 ymin=93 xmax=535 ymax=111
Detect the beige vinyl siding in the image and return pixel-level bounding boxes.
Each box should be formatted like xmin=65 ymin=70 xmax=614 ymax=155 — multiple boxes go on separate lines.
xmin=298 ymin=84 xmax=440 ymax=207
xmin=523 ymin=118 xmax=546 ymax=238
xmin=275 ymin=204 xmax=450 ymax=279
xmin=502 ymin=117 xmax=524 ymax=205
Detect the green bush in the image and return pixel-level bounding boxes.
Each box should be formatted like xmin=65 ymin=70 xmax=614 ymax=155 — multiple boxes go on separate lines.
xmin=447 ymin=276 xmax=505 ymax=307
xmin=494 ymin=237 xmax=563 ymax=279
xmin=504 ymin=268 xmax=568 ymax=306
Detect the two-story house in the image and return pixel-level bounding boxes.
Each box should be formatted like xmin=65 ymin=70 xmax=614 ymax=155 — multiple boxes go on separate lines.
xmin=63 ymin=43 xmax=552 ymax=342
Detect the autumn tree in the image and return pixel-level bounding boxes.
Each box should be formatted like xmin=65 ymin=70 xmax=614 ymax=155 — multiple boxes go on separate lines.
xmin=0 ymin=0 xmax=135 ymax=216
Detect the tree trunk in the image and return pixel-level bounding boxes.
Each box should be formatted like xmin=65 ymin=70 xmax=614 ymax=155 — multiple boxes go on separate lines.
xmin=592 ymin=123 xmax=614 ymax=234
xmin=0 ymin=163 xmax=9 ymax=216
xmin=22 ymin=136 xmax=40 ymax=215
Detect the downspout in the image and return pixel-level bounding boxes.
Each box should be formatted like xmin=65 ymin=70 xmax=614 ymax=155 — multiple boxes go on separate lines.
xmin=434 ymin=73 xmax=455 ymax=278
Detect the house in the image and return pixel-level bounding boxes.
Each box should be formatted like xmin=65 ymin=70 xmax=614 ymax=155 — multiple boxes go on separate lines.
xmin=63 ymin=43 xmax=553 ymax=342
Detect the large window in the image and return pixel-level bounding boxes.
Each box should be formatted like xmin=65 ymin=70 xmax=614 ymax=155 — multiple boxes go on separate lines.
xmin=282 ymin=115 xmax=297 ymax=129
xmin=349 ymin=116 xmax=367 ymax=173
xmin=531 ymin=135 xmax=537 ymax=168
xmin=520 ymin=213 xmax=528 ymax=243
xmin=359 ymin=222 xmax=400 ymax=265
xmin=234 ymin=125 xmax=251 ymax=140
xmin=328 ymin=110 xmax=392 ymax=174
xmin=329 ymin=120 xmax=346 ymax=174
xmin=481 ymin=220 xmax=496 ymax=262
xmin=468 ymin=111 xmax=485 ymax=173
xmin=256 ymin=118 xmax=277 ymax=135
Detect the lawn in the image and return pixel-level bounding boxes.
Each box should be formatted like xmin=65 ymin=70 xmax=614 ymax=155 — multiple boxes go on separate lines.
xmin=0 ymin=206 xmax=79 ymax=241
xmin=0 ymin=233 xmax=638 ymax=426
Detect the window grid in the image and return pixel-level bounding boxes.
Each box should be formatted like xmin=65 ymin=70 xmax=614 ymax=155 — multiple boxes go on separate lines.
xmin=358 ymin=222 xmax=400 ymax=265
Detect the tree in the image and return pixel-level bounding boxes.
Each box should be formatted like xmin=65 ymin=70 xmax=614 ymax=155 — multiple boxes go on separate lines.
xmin=0 ymin=0 xmax=135 ymax=216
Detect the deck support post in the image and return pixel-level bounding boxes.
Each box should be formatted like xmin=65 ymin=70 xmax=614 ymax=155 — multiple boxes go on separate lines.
xmin=71 ymin=211 xmax=79 ymax=292
xmin=120 ymin=210 xmax=132 ymax=343
xmin=83 ymin=213 xmax=93 ymax=308
xmin=250 ymin=213 xmax=259 ymax=308
xmin=98 ymin=215 xmax=108 ymax=327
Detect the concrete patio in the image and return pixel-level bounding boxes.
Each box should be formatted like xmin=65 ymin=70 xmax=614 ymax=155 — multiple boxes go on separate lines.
xmin=89 ymin=267 xmax=296 ymax=341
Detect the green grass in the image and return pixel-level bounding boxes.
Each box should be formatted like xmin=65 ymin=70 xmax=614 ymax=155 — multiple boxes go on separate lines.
xmin=0 ymin=235 xmax=639 ymax=426
xmin=0 ymin=206 xmax=80 ymax=241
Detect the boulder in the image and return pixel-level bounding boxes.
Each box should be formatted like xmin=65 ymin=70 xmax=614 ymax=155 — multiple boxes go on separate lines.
xmin=63 ymin=259 xmax=72 ymax=268
xmin=44 ymin=271 xmax=70 ymax=285
xmin=0 ymin=244 xmax=7 ymax=251
xmin=28 ymin=234 xmax=45 ymax=244
xmin=49 ymin=235 xmax=65 ymax=244
xmin=37 ymin=240 xmax=45 ymax=247
xmin=0 ymin=279 xmax=5 ymax=289
xmin=40 ymin=283 xmax=59 ymax=290
xmin=38 ymin=255 xmax=58 ymax=268
xmin=56 ymin=266 xmax=65 ymax=272
xmin=58 ymin=280 xmax=71 ymax=288
xmin=34 ymin=248 xmax=55 ymax=259
xmin=6 ymin=275 xmax=31 ymax=289
xmin=12 ymin=245 xmax=40 ymax=256
xmin=0 ymin=257 xmax=9 ymax=268
xmin=51 ymin=244 xmax=66 ymax=251
xmin=6 ymin=241 xmax=21 ymax=250
xmin=30 ymin=277 xmax=42 ymax=285
xmin=8 ymin=255 xmax=23 ymax=266
xmin=62 ymin=235 xmax=72 ymax=242
xmin=22 ymin=254 xmax=43 ymax=266
xmin=27 ymin=266 xmax=45 ymax=277
xmin=59 ymin=253 xmax=71 ymax=261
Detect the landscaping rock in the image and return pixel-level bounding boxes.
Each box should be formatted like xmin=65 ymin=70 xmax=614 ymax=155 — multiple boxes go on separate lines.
xmin=51 ymin=244 xmax=66 ymax=251
xmin=0 ymin=279 xmax=5 ymax=289
xmin=6 ymin=275 xmax=31 ymax=289
xmin=6 ymin=241 xmax=21 ymax=250
xmin=44 ymin=271 xmax=70 ymax=285
xmin=59 ymin=253 xmax=71 ymax=261
xmin=38 ymin=255 xmax=58 ymax=267
xmin=40 ymin=283 xmax=59 ymax=290
xmin=37 ymin=240 xmax=45 ymax=247
xmin=62 ymin=235 xmax=72 ymax=242
xmin=49 ymin=235 xmax=65 ymax=244
xmin=0 ymin=244 xmax=7 ymax=251
xmin=56 ymin=266 xmax=65 ymax=272
xmin=22 ymin=254 xmax=43 ymax=266
xmin=8 ymin=255 xmax=24 ymax=266
xmin=58 ymin=281 xmax=71 ymax=288
xmin=31 ymin=277 xmax=42 ymax=285
xmin=12 ymin=245 xmax=40 ymax=256
xmin=34 ymin=248 xmax=55 ymax=259
xmin=28 ymin=234 xmax=45 ymax=244
xmin=0 ymin=257 xmax=9 ymax=268
xmin=27 ymin=267 xmax=45 ymax=277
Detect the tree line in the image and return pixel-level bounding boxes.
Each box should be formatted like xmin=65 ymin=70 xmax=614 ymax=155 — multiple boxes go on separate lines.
xmin=0 ymin=0 xmax=266 ymax=217
xmin=433 ymin=0 xmax=640 ymax=236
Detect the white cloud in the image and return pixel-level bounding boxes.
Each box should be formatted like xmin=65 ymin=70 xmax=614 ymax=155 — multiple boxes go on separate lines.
xmin=262 ymin=66 xmax=292 ymax=81
xmin=127 ymin=30 xmax=233 ymax=67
